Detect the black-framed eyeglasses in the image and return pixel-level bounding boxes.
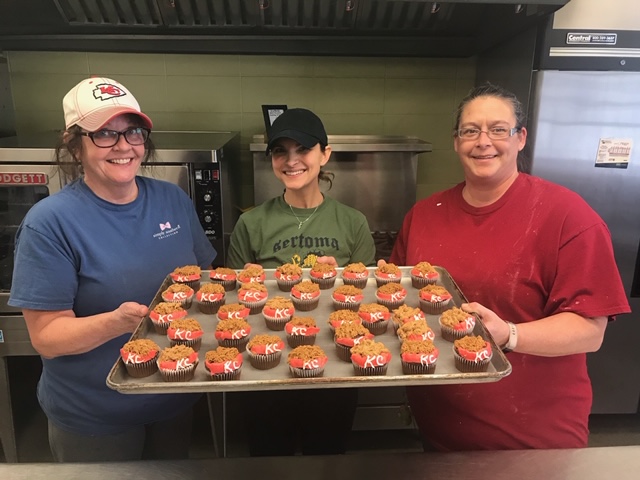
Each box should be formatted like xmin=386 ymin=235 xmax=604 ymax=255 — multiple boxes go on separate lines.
xmin=80 ymin=127 xmax=150 ymax=148
xmin=455 ymin=126 xmax=521 ymax=141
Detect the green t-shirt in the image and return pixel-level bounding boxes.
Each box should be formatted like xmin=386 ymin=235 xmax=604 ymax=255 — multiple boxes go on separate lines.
xmin=227 ymin=195 xmax=375 ymax=269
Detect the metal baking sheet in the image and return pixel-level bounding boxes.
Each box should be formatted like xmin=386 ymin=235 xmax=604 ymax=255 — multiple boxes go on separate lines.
xmin=107 ymin=267 xmax=511 ymax=393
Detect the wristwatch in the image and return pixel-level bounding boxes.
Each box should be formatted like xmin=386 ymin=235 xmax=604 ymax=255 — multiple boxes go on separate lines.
xmin=501 ymin=322 xmax=518 ymax=353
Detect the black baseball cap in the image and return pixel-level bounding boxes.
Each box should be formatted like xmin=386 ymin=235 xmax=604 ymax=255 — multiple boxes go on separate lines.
xmin=266 ymin=108 xmax=328 ymax=154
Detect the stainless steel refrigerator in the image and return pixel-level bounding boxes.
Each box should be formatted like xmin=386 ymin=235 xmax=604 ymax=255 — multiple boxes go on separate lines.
xmin=529 ymin=70 xmax=640 ymax=413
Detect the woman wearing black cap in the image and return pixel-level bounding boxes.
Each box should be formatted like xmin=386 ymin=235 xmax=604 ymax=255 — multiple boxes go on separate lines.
xmin=227 ymin=108 xmax=375 ymax=455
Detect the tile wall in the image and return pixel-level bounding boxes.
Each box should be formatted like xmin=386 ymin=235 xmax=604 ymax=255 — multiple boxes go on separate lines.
xmin=6 ymin=51 xmax=476 ymax=208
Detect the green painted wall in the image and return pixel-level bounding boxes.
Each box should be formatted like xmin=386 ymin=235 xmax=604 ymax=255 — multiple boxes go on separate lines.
xmin=6 ymin=51 xmax=475 ymax=208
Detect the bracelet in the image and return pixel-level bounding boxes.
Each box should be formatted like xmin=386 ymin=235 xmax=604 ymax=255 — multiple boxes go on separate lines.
xmin=502 ymin=322 xmax=518 ymax=353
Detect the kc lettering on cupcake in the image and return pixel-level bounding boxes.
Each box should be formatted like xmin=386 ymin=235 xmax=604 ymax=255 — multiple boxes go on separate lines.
xmin=237 ymin=281 xmax=269 ymax=314
xmin=410 ymin=261 xmax=440 ymax=288
xmin=357 ymin=303 xmax=391 ymax=335
xmin=290 ymin=280 xmax=321 ymax=311
xmin=418 ymin=284 xmax=453 ymax=315
xmin=170 ymin=265 xmax=202 ymax=290
xmin=397 ymin=319 xmax=436 ymax=343
xmin=237 ymin=265 xmax=266 ymax=285
xmin=262 ymin=296 xmax=295 ymax=331
xmin=157 ymin=344 xmax=199 ymax=382
xmin=309 ymin=262 xmax=338 ymax=290
xmin=341 ymin=262 xmax=369 ymax=289
xmin=439 ymin=307 xmax=476 ymax=342
xmin=285 ymin=316 xmax=320 ymax=347
xmin=120 ymin=339 xmax=160 ymax=378
xmin=373 ymin=263 xmax=402 ymax=287
xmin=205 ymin=346 xmax=243 ymax=381
xmin=334 ymin=322 xmax=374 ymax=362
xmin=274 ymin=263 xmax=303 ymax=292
xmin=196 ymin=282 xmax=226 ymax=314
xmin=288 ymin=345 xmax=328 ymax=378
xmin=391 ymin=304 xmax=426 ymax=333
xmin=375 ymin=282 xmax=407 ymax=310
xmin=247 ymin=334 xmax=286 ymax=370
xmin=217 ymin=303 xmax=251 ymax=321
xmin=453 ymin=335 xmax=493 ymax=372
xmin=149 ymin=302 xmax=188 ymax=334
xmin=161 ymin=283 xmax=195 ymax=309
xmin=209 ymin=267 xmax=237 ymax=292
xmin=350 ymin=339 xmax=392 ymax=376
xmin=400 ymin=339 xmax=439 ymax=375
xmin=331 ymin=284 xmax=364 ymax=311
xmin=215 ymin=318 xmax=252 ymax=352
xmin=167 ymin=317 xmax=204 ymax=351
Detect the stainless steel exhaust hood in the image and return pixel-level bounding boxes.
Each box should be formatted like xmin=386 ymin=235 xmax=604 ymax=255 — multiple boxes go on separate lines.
xmin=0 ymin=0 xmax=569 ymax=57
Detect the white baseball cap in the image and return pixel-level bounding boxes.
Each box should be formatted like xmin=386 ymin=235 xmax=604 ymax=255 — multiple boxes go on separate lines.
xmin=62 ymin=77 xmax=153 ymax=131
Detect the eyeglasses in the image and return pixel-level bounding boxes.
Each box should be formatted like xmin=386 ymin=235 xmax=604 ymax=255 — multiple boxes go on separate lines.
xmin=80 ymin=127 xmax=150 ymax=148
xmin=455 ymin=126 xmax=521 ymax=141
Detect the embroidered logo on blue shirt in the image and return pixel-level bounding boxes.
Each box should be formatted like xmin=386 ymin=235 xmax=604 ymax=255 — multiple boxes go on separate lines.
xmin=154 ymin=221 xmax=181 ymax=239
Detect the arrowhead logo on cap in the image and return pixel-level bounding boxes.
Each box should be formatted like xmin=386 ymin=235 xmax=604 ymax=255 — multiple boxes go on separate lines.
xmin=93 ymin=83 xmax=126 ymax=101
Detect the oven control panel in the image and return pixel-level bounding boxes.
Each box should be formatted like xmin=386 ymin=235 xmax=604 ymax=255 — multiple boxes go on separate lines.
xmin=193 ymin=163 xmax=224 ymax=260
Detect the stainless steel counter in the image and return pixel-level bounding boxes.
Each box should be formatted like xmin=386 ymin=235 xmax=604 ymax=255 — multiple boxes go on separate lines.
xmin=1 ymin=447 xmax=639 ymax=480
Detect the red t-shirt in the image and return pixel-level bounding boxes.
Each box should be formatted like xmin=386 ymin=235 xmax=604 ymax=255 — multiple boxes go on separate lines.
xmin=390 ymin=173 xmax=630 ymax=450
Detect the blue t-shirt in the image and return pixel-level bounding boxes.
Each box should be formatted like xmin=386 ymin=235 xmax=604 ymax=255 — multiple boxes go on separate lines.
xmin=9 ymin=176 xmax=216 ymax=435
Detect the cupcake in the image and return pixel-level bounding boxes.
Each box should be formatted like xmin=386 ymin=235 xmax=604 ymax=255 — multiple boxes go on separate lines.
xmin=149 ymin=302 xmax=188 ymax=334
xmin=290 ymin=280 xmax=321 ymax=311
xmin=161 ymin=283 xmax=195 ymax=309
xmin=350 ymin=339 xmax=392 ymax=376
xmin=285 ymin=316 xmax=320 ymax=347
xmin=331 ymin=284 xmax=364 ymax=311
xmin=334 ymin=322 xmax=374 ymax=362
xmin=309 ymin=262 xmax=338 ymax=289
xmin=439 ymin=307 xmax=476 ymax=342
xmin=262 ymin=296 xmax=295 ymax=331
xmin=391 ymin=305 xmax=426 ymax=333
xmin=357 ymin=303 xmax=391 ymax=335
xmin=247 ymin=334 xmax=286 ymax=370
xmin=237 ymin=281 xmax=269 ymax=314
xmin=410 ymin=261 xmax=440 ymax=289
xmin=196 ymin=282 xmax=226 ymax=314
xmin=217 ymin=303 xmax=251 ymax=321
xmin=237 ymin=265 xmax=266 ymax=285
xmin=157 ymin=345 xmax=199 ymax=382
xmin=204 ymin=346 xmax=243 ymax=381
xmin=453 ymin=335 xmax=493 ymax=372
xmin=341 ymin=262 xmax=369 ymax=288
xmin=274 ymin=263 xmax=303 ymax=292
xmin=288 ymin=345 xmax=328 ymax=378
xmin=375 ymin=282 xmax=407 ymax=310
xmin=215 ymin=318 xmax=252 ymax=352
xmin=373 ymin=262 xmax=402 ymax=287
xmin=400 ymin=339 xmax=439 ymax=375
xmin=397 ymin=319 xmax=436 ymax=343
xmin=167 ymin=317 xmax=204 ymax=351
xmin=209 ymin=267 xmax=237 ymax=292
xmin=327 ymin=309 xmax=362 ymax=336
xmin=170 ymin=264 xmax=202 ymax=290
xmin=418 ymin=284 xmax=453 ymax=315
xmin=120 ymin=339 xmax=160 ymax=378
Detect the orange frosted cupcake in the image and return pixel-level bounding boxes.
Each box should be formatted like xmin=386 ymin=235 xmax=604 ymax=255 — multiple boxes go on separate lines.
xmin=285 ymin=316 xmax=320 ymax=347
xmin=157 ymin=345 xmax=199 ymax=382
xmin=120 ymin=339 xmax=160 ymax=378
xmin=290 ymin=280 xmax=321 ymax=311
xmin=375 ymin=282 xmax=407 ymax=310
xmin=204 ymin=346 xmax=243 ymax=381
xmin=453 ymin=335 xmax=492 ymax=372
xmin=391 ymin=305 xmax=426 ymax=333
xmin=215 ymin=318 xmax=252 ymax=352
xmin=262 ymin=296 xmax=295 ymax=331
xmin=217 ymin=303 xmax=251 ymax=321
xmin=410 ymin=261 xmax=440 ymax=288
xmin=149 ymin=302 xmax=188 ymax=334
xmin=397 ymin=319 xmax=435 ymax=343
xmin=170 ymin=264 xmax=202 ymax=290
xmin=237 ymin=265 xmax=266 ymax=285
xmin=274 ymin=263 xmax=303 ymax=292
xmin=357 ymin=303 xmax=391 ymax=335
xmin=331 ymin=284 xmax=364 ymax=311
xmin=309 ymin=262 xmax=338 ymax=289
xmin=373 ymin=262 xmax=402 ymax=287
xmin=237 ymin=281 xmax=269 ymax=314
xmin=247 ymin=334 xmax=286 ymax=370
xmin=209 ymin=267 xmax=237 ymax=292
xmin=350 ymin=339 xmax=392 ymax=376
xmin=288 ymin=345 xmax=328 ymax=378
xmin=439 ymin=307 xmax=476 ymax=342
xmin=196 ymin=283 xmax=226 ymax=314
xmin=161 ymin=283 xmax=194 ymax=309
xmin=401 ymin=339 xmax=439 ymax=375
xmin=341 ymin=262 xmax=369 ymax=288
xmin=167 ymin=317 xmax=204 ymax=351
xmin=418 ymin=284 xmax=453 ymax=315
xmin=334 ymin=322 xmax=374 ymax=362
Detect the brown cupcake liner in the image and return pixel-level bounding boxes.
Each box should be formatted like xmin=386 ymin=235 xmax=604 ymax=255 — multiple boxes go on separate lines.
xmin=197 ymin=298 xmax=225 ymax=315
xmin=158 ymin=361 xmax=198 ymax=382
xmin=361 ymin=319 xmax=390 ymax=336
xmin=291 ymin=298 xmax=319 ymax=312
xmin=209 ymin=278 xmax=237 ymax=292
xmin=401 ymin=360 xmax=436 ymax=375
xmin=207 ymin=368 xmax=242 ymax=381
xmin=247 ymin=350 xmax=282 ymax=370
xmin=239 ymin=298 xmax=268 ymax=315
xmin=376 ymin=298 xmax=405 ymax=310
xmin=410 ymin=274 xmax=439 ymax=289
xmin=375 ymin=277 xmax=400 ymax=288
xmin=439 ymin=322 xmax=474 ymax=343
xmin=334 ymin=341 xmax=354 ymax=362
xmin=453 ymin=348 xmax=491 ymax=373
xmin=286 ymin=334 xmax=317 ymax=348
xmin=309 ymin=276 xmax=337 ymax=290
xmin=419 ymin=298 xmax=452 ymax=315
xmin=218 ymin=336 xmax=250 ymax=353
xmin=276 ymin=278 xmax=302 ymax=292
xmin=332 ymin=299 xmax=361 ymax=312
xmin=263 ymin=316 xmax=291 ymax=331
xmin=352 ymin=363 xmax=389 ymax=376
xmin=169 ymin=337 xmax=203 ymax=351
xmin=150 ymin=319 xmax=171 ymax=335
xmin=289 ymin=366 xmax=325 ymax=378
xmin=123 ymin=355 xmax=159 ymax=378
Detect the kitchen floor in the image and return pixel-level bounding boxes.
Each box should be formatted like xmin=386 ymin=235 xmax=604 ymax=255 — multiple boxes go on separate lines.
xmin=2 ymin=356 xmax=640 ymax=462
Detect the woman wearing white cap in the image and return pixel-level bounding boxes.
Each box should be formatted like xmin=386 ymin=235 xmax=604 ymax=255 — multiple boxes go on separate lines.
xmin=8 ymin=77 xmax=216 ymax=462
xmin=227 ymin=108 xmax=376 ymax=456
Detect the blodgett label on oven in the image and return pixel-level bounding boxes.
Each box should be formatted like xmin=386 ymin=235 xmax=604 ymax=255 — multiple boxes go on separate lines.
xmin=0 ymin=173 xmax=48 ymax=185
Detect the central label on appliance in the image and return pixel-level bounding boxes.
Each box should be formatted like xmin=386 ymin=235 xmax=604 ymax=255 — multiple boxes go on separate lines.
xmin=566 ymin=33 xmax=617 ymax=45
xmin=0 ymin=173 xmax=48 ymax=185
